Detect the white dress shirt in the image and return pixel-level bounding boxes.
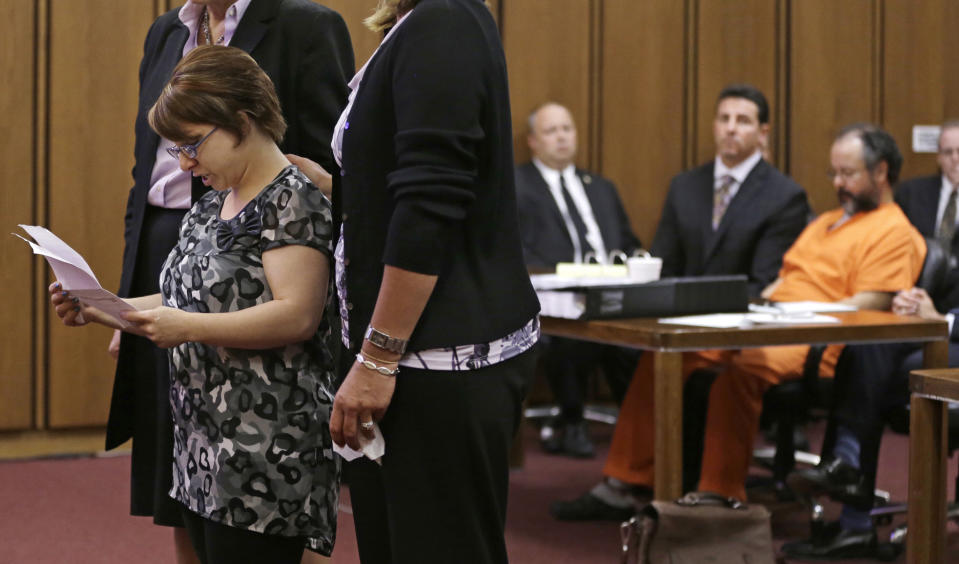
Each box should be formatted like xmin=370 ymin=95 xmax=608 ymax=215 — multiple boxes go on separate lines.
xmin=713 ymin=149 xmax=762 ymax=200
xmin=532 ymin=159 xmax=609 ymax=263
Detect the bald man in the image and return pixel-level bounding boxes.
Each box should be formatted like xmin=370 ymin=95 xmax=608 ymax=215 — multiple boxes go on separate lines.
xmin=515 ymin=102 xmax=641 ymax=458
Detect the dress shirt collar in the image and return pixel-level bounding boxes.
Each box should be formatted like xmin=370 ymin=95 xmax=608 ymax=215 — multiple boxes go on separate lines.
xmin=714 ymin=149 xmax=762 ymax=187
xmin=941 ymin=174 xmax=957 ymax=198
xmin=179 ymin=0 xmax=251 ymax=49
xmin=532 ymin=158 xmax=576 ymax=186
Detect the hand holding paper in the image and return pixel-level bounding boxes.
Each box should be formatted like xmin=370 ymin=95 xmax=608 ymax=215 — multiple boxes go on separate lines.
xmin=16 ymin=225 xmax=138 ymax=329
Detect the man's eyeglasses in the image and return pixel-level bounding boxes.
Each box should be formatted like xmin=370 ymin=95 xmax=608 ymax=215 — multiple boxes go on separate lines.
xmin=166 ymin=127 xmax=218 ymax=160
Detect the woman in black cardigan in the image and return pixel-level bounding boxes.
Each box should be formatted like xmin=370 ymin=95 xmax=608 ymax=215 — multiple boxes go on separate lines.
xmin=327 ymin=0 xmax=540 ymax=562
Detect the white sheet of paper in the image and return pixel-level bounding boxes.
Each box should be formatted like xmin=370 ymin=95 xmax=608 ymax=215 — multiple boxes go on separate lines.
xmin=15 ymin=225 xmax=138 ymax=328
xmin=658 ymin=313 xmax=749 ymax=328
xmin=530 ymin=273 xmax=654 ymax=291
xmin=771 ymin=301 xmax=858 ymax=314
xmin=535 ymin=290 xmax=587 ymax=319
xmin=658 ymin=312 xmax=839 ymax=328
xmin=745 ymin=313 xmax=840 ymax=325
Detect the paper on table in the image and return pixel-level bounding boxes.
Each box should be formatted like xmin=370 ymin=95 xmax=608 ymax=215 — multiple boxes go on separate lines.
xmin=535 ymin=290 xmax=587 ymax=319
xmin=15 ymin=225 xmax=138 ymax=329
xmin=745 ymin=313 xmax=840 ymax=325
xmin=554 ymin=263 xmax=628 ymax=278
xmin=770 ymin=301 xmax=858 ymax=313
xmin=658 ymin=313 xmax=749 ymax=328
xmin=530 ymin=273 xmax=649 ymax=291
xmin=532 ymin=272 xmax=649 ymax=319
xmin=659 ymin=312 xmax=840 ymax=328
xmin=332 ymin=422 xmax=385 ymax=464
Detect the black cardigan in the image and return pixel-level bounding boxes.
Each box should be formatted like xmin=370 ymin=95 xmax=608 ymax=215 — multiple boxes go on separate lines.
xmin=336 ymin=0 xmax=539 ymax=352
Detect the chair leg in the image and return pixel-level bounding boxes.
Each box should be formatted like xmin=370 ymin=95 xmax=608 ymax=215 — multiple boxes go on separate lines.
xmin=682 ymin=371 xmax=716 ymax=493
xmin=773 ymin=416 xmax=797 ymax=483
xmin=955 ymin=460 xmax=959 ymax=504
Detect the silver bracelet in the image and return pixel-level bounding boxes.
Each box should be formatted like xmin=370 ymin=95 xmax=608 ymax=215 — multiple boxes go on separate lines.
xmin=355 ymin=352 xmax=400 ymax=376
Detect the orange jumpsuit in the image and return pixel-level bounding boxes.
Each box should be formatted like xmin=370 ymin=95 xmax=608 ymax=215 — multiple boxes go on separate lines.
xmin=603 ymin=203 xmax=926 ymax=500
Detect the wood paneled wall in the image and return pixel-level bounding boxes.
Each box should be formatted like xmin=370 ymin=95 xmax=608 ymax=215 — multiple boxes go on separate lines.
xmin=3 ymin=0 xmax=959 ymax=431
xmin=0 ymin=1 xmax=38 ymax=430
xmin=502 ymin=0 xmax=959 ymax=245
xmin=598 ymin=0 xmax=686 ymax=241
xmin=45 ymin=2 xmax=156 ymax=427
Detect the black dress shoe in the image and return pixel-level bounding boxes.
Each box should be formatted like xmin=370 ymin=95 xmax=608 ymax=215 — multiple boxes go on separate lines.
xmin=787 ymin=457 xmax=870 ymax=507
xmin=540 ymin=419 xmax=564 ymax=454
xmin=550 ymin=492 xmax=635 ymax=521
xmin=562 ymin=421 xmax=595 ymax=458
xmin=781 ymin=526 xmax=877 ymax=560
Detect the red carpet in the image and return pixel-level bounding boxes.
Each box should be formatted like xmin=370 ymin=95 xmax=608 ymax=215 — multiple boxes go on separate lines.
xmin=1 ymin=423 xmax=957 ymax=563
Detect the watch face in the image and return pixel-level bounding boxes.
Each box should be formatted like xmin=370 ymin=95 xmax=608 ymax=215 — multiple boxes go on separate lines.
xmin=365 ymin=327 xmax=407 ymax=354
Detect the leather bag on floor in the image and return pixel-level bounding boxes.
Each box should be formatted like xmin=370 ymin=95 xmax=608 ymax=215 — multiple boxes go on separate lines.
xmin=620 ymin=491 xmax=775 ymax=564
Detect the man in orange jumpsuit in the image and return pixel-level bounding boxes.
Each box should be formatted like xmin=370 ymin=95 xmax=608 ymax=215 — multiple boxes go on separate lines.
xmin=552 ymin=124 xmax=926 ymax=520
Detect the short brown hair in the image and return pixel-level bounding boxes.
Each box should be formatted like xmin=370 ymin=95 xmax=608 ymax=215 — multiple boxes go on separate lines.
xmin=149 ymin=45 xmax=286 ymax=145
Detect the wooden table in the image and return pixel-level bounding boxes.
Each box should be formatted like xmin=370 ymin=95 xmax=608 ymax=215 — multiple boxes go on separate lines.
xmin=540 ymin=310 xmax=948 ymax=505
xmin=907 ymin=368 xmax=959 ymax=563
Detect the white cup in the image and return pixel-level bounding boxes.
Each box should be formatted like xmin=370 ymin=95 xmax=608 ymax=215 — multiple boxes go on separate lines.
xmin=626 ymin=256 xmax=662 ymax=283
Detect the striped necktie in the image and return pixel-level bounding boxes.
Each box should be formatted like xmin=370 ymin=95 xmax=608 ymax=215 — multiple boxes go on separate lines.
xmin=713 ymin=174 xmax=736 ymax=229
xmin=938 ymin=188 xmax=958 ymax=251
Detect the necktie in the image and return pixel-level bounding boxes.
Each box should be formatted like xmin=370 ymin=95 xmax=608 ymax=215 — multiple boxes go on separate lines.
xmin=713 ymin=175 xmax=735 ymax=229
xmin=559 ymin=174 xmax=595 ymax=260
xmin=938 ymin=189 xmax=958 ymax=251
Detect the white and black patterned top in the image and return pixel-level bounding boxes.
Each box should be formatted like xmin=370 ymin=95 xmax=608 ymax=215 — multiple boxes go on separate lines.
xmin=160 ymin=166 xmax=339 ymax=551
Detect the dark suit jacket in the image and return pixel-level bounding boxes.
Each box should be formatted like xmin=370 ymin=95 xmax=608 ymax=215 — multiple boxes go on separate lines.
xmin=109 ymin=0 xmax=353 ymax=449
xmin=895 ymin=174 xmax=959 ymax=311
xmin=515 ymin=162 xmax=641 ymax=268
xmin=651 ymin=159 xmax=810 ymax=297
xmin=337 ymin=0 xmax=539 ymax=352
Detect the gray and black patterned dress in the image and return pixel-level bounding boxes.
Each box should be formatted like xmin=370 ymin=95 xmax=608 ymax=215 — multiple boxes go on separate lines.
xmin=159 ymin=165 xmax=339 ymax=554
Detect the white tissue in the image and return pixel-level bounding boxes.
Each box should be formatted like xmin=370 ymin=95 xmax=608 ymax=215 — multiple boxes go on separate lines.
xmin=332 ymin=422 xmax=385 ymax=464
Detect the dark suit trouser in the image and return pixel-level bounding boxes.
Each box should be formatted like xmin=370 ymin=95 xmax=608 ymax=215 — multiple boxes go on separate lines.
xmin=831 ymin=341 xmax=959 ymax=497
xmin=345 ymin=350 xmax=534 ymax=564
xmin=540 ymin=336 xmax=638 ymax=421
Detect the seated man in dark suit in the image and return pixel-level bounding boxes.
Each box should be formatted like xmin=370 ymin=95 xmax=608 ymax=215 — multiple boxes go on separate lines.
xmin=784 ymin=121 xmax=959 ymax=560
xmin=651 ymin=84 xmax=811 ymax=297
xmin=551 ymin=84 xmax=814 ymax=520
xmin=516 ymin=102 xmax=641 ymax=458
xmin=896 ymin=119 xmax=959 ymax=302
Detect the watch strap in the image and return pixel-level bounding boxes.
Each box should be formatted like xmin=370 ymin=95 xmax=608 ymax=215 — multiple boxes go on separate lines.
xmin=364 ymin=326 xmax=409 ymax=354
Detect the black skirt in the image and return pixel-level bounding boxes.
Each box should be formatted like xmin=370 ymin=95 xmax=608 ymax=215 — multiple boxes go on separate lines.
xmin=118 ymin=204 xmax=186 ymax=527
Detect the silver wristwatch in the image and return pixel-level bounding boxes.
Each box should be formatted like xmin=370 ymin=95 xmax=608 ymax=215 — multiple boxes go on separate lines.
xmin=364 ymin=326 xmax=409 ymax=354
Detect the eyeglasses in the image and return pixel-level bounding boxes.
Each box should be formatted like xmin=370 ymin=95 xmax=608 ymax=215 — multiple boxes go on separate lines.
xmin=826 ymin=167 xmax=865 ymax=181
xmin=166 ymin=127 xmax=218 ymax=160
